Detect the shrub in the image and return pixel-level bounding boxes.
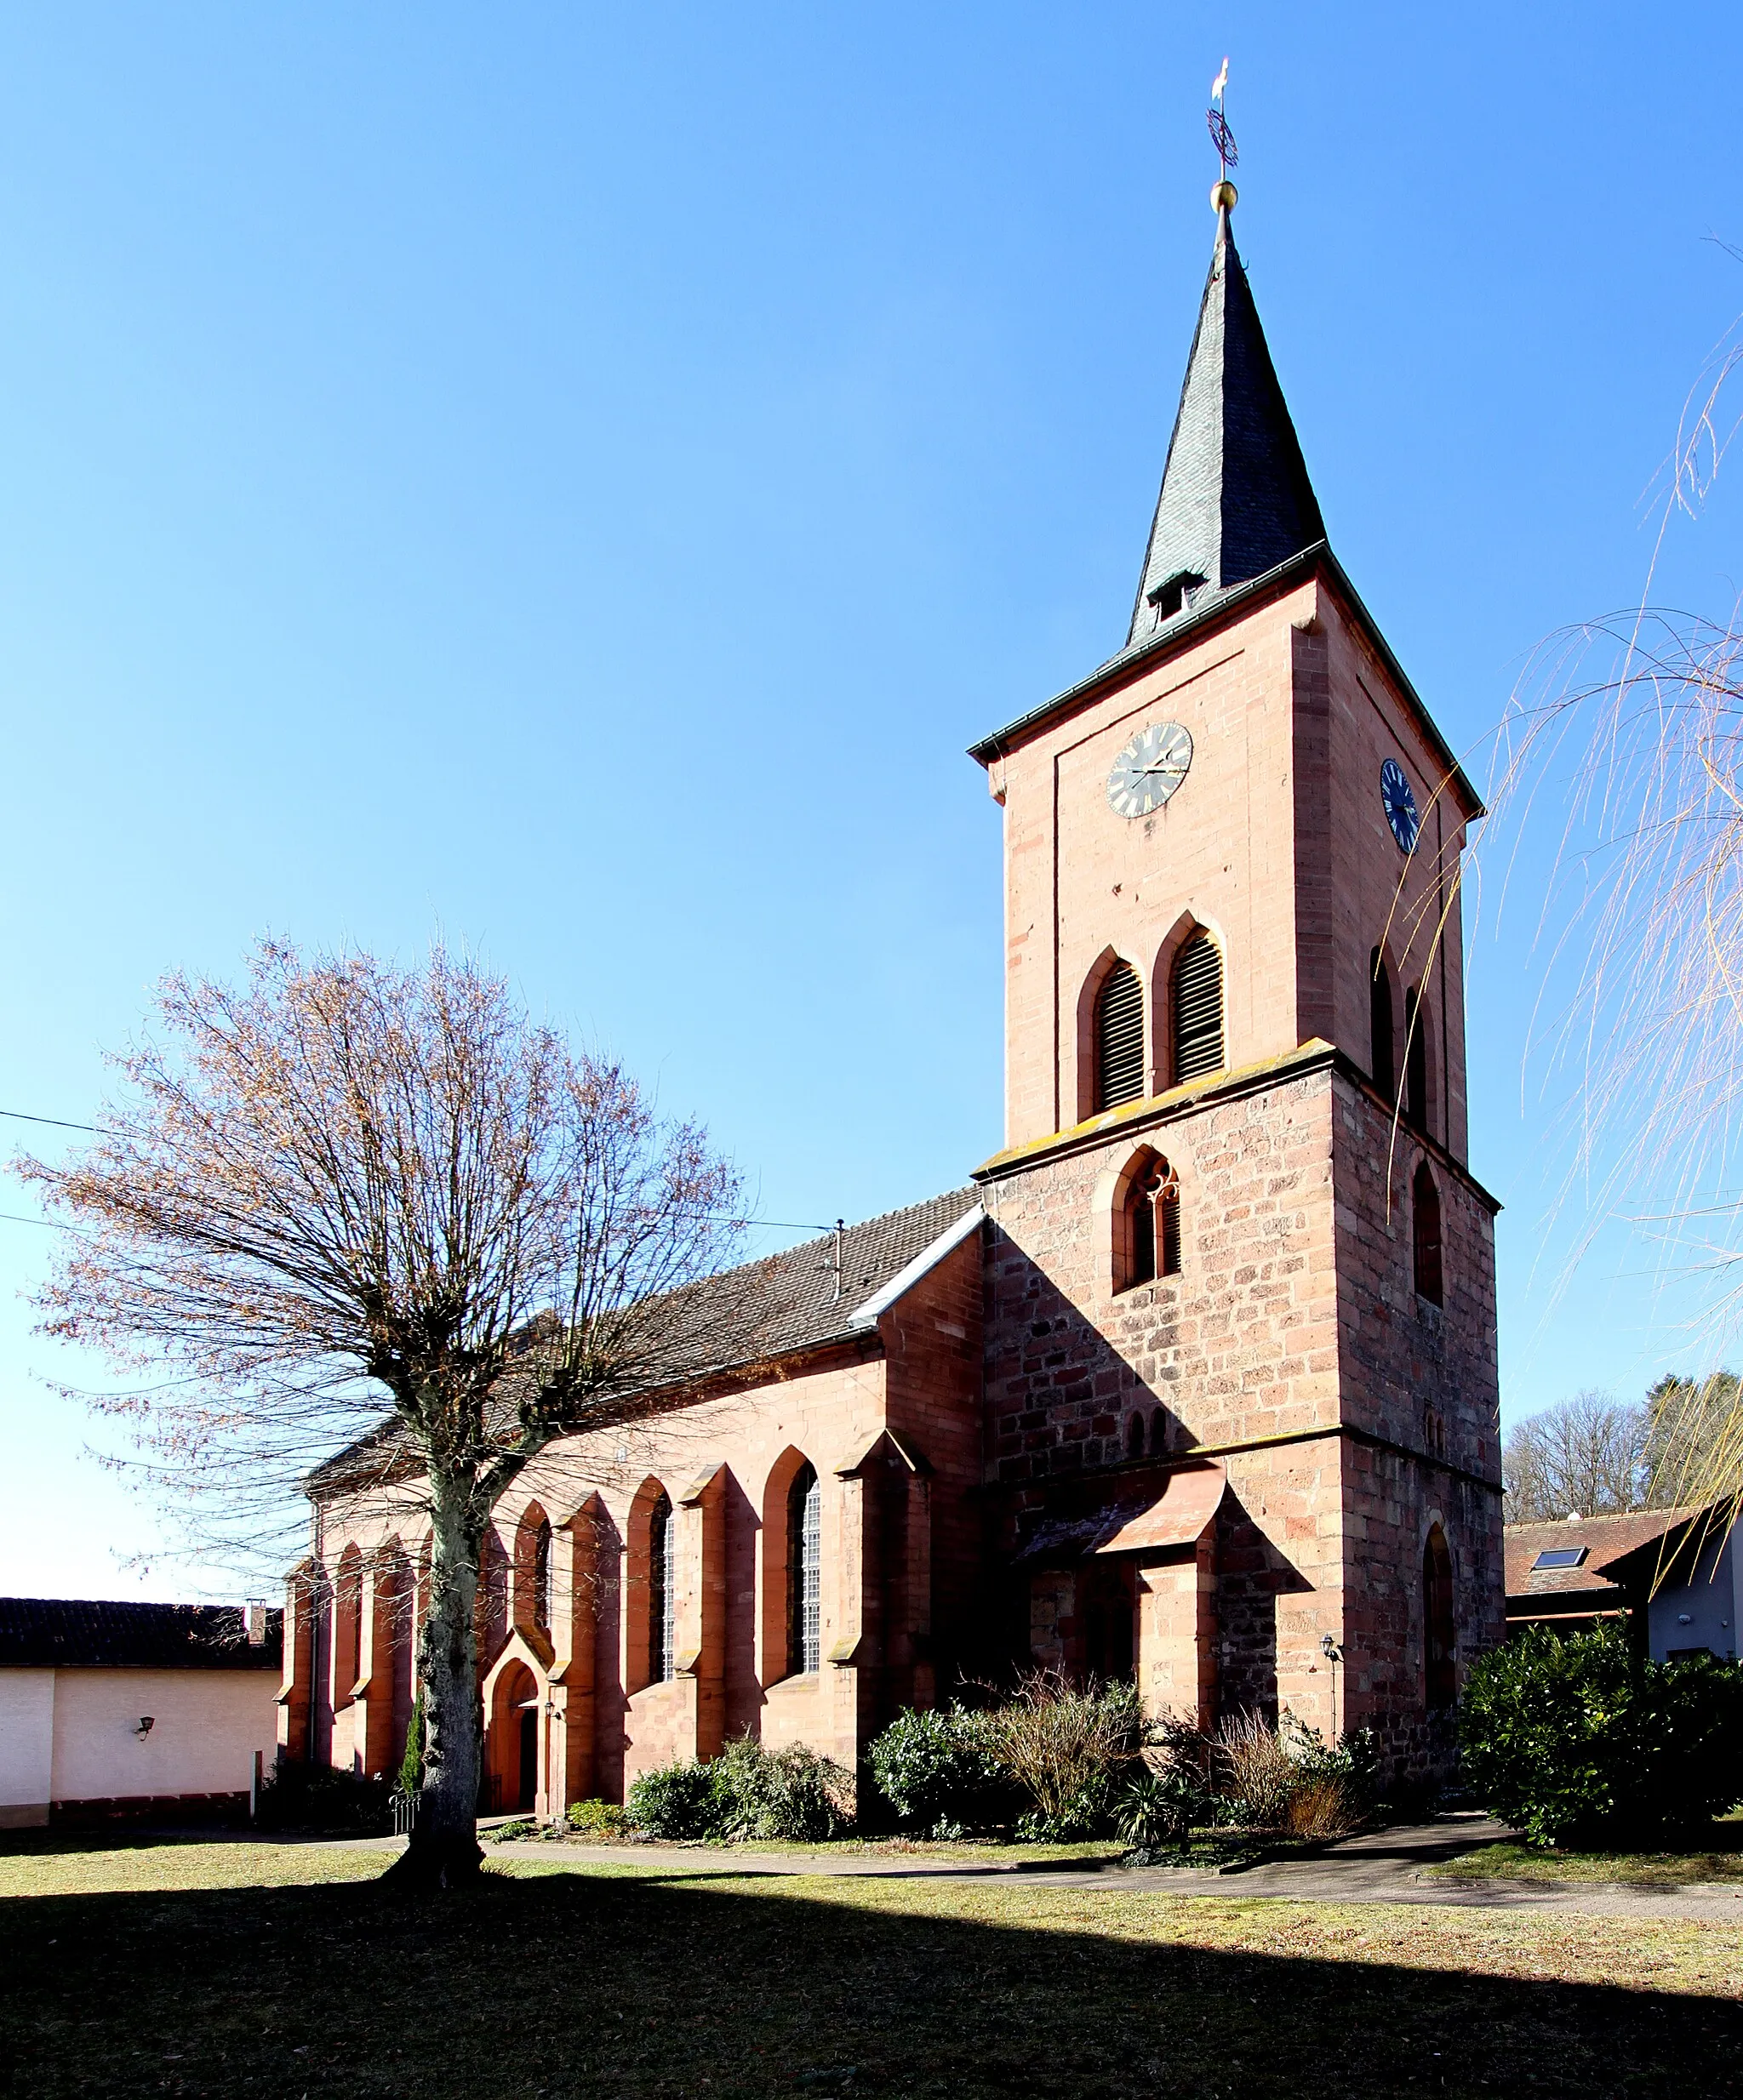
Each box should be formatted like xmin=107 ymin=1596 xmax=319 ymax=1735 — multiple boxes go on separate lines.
xmin=626 ymin=1758 xmax=721 ymax=1840
xmin=625 ymin=1738 xmax=854 ymax=1843
xmin=1281 ymin=1773 xmax=1360 ymax=1840
xmin=711 ymin=1738 xmax=853 ymax=1842
xmin=567 ymin=1797 xmax=633 ymax=1838
xmin=1214 ymin=1713 xmax=1298 ymax=1827
xmin=987 ymin=1671 xmax=1148 ymax=1840
xmin=492 ymin=1818 xmax=537 ymax=1841
xmin=1460 ymin=1624 xmax=1743 ymax=1847
xmin=397 ymin=1693 xmax=426 ymax=1801
xmin=867 ymin=1706 xmax=1007 ymax=1831
xmin=1115 ymin=1765 xmax=1201 ymax=1849
xmin=255 ymin=1762 xmax=391 ymax=1835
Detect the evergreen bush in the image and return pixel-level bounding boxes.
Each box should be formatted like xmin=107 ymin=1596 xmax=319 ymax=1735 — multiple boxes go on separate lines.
xmin=866 ymin=1705 xmax=1008 ymax=1831
xmin=625 ymin=1758 xmax=721 ymax=1839
xmin=255 ymin=1761 xmax=391 ymax=1835
xmin=1459 ymin=1623 xmax=1743 ymax=1846
xmin=396 ymin=1692 xmax=425 ymax=1801
xmin=566 ymin=1797 xmax=633 ymax=1837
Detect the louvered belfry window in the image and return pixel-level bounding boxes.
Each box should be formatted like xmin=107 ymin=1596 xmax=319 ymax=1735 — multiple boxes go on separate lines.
xmin=1094 ymin=962 xmax=1146 ymax=1112
xmin=790 ymin=1464 xmax=822 ymax=1675
xmin=1172 ymin=932 xmax=1224 ymax=1081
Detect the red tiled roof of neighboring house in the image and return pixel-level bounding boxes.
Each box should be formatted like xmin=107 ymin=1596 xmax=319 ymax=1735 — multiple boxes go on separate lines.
xmin=1503 ymin=1508 xmax=1706 ymax=1603
xmin=0 ymin=1597 xmax=283 ymax=1670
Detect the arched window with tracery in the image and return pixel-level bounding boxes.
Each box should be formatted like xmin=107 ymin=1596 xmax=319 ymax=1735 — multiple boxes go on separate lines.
xmin=1423 ymin=1524 xmax=1455 ymax=1710
xmin=1094 ymin=962 xmax=1145 ymax=1112
xmin=1369 ymin=948 xmax=1395 ymax=1100
xmin=1413 ymin=1161 xmax=1443 ymax=1306
xmin=533 ymin=1517 xmax=552 ymax=1634
xmin=788 ymin=1464 xmax=822 ymax=1675
xmin=1172 ymin=932 xmax=1224 ymax=1082
xmin=1404 ymin=985 xmax=1430 ymax=1131
xmin=648 ymin=1493 xmax=677 ymax=1684
xmin=1122 ymin=1154 xmax=1181 ymax=1290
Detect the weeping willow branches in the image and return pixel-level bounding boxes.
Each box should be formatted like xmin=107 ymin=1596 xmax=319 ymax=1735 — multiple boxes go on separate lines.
xmin=1483 ymin=303 xmax=1743 ymax=1521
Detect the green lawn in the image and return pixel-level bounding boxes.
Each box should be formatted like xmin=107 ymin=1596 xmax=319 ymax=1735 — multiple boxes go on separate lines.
xmin=2 ymin=1836 xmax=1740 ymax=2097
xmin=1432 ymin=1831 xmax=1743 ymax=1888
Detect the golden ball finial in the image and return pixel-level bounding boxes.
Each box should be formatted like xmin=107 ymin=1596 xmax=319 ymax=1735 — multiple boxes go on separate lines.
xmin=1210 ymin=179 xmax=1238 ymax=214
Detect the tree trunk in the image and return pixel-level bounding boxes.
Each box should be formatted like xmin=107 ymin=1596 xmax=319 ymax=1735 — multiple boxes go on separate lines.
xmin=381 ymin=1464 xmax=484 ymax=1890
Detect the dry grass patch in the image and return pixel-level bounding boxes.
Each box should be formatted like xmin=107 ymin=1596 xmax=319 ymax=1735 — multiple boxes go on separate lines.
xmin=0 ymin=1835 xmax=388 ymax=1898
xmin=1432 ymin=1837 xmax=1743 ymax=1888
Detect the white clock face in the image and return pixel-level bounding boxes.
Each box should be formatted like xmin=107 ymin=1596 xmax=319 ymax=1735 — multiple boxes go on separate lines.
xmin=1106 ymin=721 xmax=1193 ymax=819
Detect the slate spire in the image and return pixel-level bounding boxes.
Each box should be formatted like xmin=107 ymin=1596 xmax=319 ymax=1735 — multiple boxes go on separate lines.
xmin=1126 ymin=188 xmax=1325 ymax=648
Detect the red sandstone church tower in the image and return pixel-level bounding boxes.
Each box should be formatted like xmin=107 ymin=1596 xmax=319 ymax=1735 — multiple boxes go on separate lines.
xmin=967 ymin=182 xmax=1504 ymax=1778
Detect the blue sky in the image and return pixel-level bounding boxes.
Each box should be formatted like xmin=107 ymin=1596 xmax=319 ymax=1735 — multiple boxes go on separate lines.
xmin=4 ymin=3 xmax=1742 ymax=1597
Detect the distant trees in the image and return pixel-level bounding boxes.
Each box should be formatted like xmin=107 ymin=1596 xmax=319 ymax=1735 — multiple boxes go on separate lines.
xmin=1502 ymin=1373 xmax=1743 ymax=1521
xmin=1501 ymin=1390 xmax=1646 ymax=1523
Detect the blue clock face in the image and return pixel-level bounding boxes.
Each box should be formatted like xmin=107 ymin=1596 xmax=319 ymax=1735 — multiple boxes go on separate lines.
xmin=1380 ymin=759 xmax=1420 ymax=855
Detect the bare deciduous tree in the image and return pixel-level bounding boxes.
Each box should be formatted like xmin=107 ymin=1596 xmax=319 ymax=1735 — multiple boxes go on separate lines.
xmin=18 ymin=941 xmax=745 ymax=1886
xmin=1501 ymin=1390 xmax=1645 ymax=1523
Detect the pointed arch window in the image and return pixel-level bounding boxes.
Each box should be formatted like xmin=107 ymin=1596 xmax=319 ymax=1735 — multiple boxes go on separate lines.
xmin=1412 ymin=1161 xmax=1443 ymax=1307
xmin=1369 ymin=949 xmax=1395 ymax=1101
xmin=788 ymin=1464 xmax=822 ymax=1675
xmin=1404 ymin=986 xmax=1430 ymax=1131
xmin=1094 ymin=962 xmax=1146 ymax=1111
xmin=649 ymin=1493 xmax=677 ymax=1684
xmin=1125 ymin=1412 xmax=1145 ymax=1460
xmin=533 ymin=1517 xmax=552 ymax=1634
xmin=1172 ymin=932 xmax=1224 ymax=1082
xmin=1424 ymin=1524 xmax=1455 ymax=1710
xmin=1123 ymin=1155 xmax=1181 ymax=1290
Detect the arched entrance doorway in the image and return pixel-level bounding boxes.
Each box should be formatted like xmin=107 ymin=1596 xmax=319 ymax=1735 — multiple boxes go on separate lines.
xmin=487 ymin=1658 xmax=540 ymax=1814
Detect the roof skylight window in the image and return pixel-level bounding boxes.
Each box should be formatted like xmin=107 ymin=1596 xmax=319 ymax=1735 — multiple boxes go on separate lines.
xmin=1532 ymin=1546 xmax=1588 ymax=1571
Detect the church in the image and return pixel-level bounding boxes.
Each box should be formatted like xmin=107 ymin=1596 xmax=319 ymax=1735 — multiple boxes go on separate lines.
xmin=278 ymin=181 xmax=1505 ymax=1814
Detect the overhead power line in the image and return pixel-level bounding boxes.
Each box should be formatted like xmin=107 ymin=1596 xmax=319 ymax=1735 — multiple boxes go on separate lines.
xmin=0 ymin=1108 xmax=100 ymax=1133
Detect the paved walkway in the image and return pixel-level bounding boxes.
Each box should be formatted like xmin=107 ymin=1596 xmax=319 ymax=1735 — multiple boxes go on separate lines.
xmin=483 ymin=1814 xmax=1743 ymax=1924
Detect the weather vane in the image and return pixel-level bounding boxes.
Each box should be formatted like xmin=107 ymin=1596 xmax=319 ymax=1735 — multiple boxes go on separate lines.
xmin=1207 ymin=55 xmax=1237 ymax=188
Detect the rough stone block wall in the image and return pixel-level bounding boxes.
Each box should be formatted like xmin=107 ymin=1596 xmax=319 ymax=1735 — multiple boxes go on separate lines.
xmin=980 ymin=1062 xmax=1341 ymax=1481
xmin=1330 ymin=1070 xmax=1505 ymax=1775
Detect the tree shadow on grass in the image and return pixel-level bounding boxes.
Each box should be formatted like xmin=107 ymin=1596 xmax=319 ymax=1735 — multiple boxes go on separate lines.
xmin=1 ymin=1864 xmax=1738 ymax=2099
